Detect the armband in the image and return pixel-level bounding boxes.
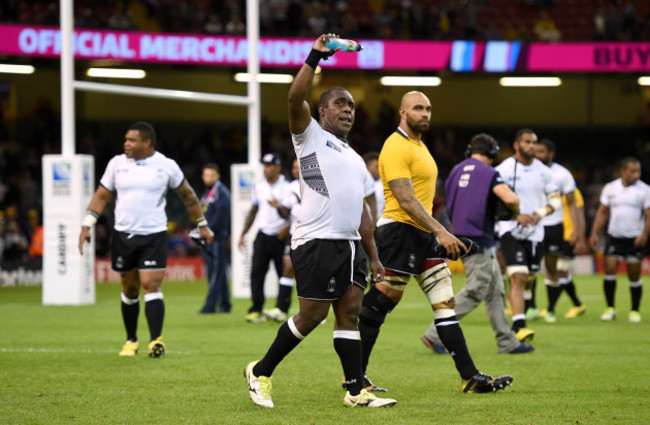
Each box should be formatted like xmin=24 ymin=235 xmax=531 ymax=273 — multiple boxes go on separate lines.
xmin=82 ymin=210 xmax=99 ymax=228
xmin=196 ymin=217 xmax=208 ymax=228
xmin=305 ymin=48 xmax=335 ymax=69
xmin=534 ymin=207 xmax=549 ymax=218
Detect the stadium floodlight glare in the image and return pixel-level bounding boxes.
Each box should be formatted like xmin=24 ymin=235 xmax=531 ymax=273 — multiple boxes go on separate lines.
xmin=638 ymin=76 xmax=650 ymax=86
xmin=234 ymin=73 xmax=294 ymax=84
xmin=380 ymin=76 xmax=441 ymax=86
xmin=86 ymin=68 xmax=146 ymax=79
xmin=499 ymin=77 xmax=562 ymax=87
xmin=0 ymin=64 xmax=35 ymax=74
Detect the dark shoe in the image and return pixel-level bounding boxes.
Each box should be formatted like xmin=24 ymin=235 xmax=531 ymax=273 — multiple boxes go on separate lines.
xmin=507 ymin=344 xmax=534 ymax=354
xmin=198 ymin=309 xmax=216 ymax=314
xmin=421 ymin=336 xmax=448 ymax=354
xmin=462 ymin=372 xmax=513 ymax=393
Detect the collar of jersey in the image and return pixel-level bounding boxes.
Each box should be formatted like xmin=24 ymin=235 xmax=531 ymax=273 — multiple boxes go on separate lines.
xmin=396 ymin=127 xmax=421 ymax=144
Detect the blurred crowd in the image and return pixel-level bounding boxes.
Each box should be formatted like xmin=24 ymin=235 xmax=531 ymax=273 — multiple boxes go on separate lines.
xmin=0 ymin=0 xmax=649 ymax=42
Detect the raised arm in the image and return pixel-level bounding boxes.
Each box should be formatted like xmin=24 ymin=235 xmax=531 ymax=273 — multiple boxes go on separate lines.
xmin=388 ymin=177 xmax=466 ymax=259
xmin=78 ymin=185 xmax=113 ymax=254
xmin=288 ymin=34 xmax=338 ymax=135
xmin=176 ymin=179 xmax=214 ymax=244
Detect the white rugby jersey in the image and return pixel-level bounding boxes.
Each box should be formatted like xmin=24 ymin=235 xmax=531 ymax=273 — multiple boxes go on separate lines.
xmin=374 ymin=176 xmax=385 ymax=220
xmin=291 ymin=118 xmax=371 ymax=244
xmin=281 ymin=179 xmax=301 ymax=234
xmin=541 ymin=162 xmax=577 ymax=226
xmin=100 ymin=151 xmax=185 ymax=235
xmin=495 ymin=157 xmax=558 ymax=242
xmin=600 ymin=178 xmax=650 ymax=238
xmin=251 ymin=174 xmax=290 ymax=236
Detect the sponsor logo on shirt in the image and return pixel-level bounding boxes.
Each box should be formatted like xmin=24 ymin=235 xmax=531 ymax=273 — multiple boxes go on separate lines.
xmin=325 ymin=140 xmax=342 ymax=153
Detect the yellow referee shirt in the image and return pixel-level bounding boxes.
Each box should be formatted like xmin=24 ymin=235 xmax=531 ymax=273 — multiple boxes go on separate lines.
xmin=379 ymin=128 xmax=437 ymax=232
xmin=562 ymin=187 xmax=584 ymax=241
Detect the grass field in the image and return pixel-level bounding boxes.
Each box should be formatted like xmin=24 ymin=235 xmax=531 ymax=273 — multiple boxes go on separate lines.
xmin=1 ymin=273 xmax=648 ymax=424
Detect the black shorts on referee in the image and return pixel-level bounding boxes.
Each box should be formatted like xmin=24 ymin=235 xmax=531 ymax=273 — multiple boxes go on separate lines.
xmin=290 ymin=239 xmax=367 ymax=301
xmin=112 ymin=230 xmax=168 ymax=272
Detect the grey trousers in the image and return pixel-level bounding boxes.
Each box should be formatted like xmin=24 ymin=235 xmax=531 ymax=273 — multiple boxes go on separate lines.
xmin=423 ymin=246 xmax=521 ymax=354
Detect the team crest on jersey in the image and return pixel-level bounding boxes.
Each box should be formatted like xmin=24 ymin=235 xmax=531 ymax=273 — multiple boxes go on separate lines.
xmin=408 ymin=253 xmax=416 ymax=268
xmin=327 ymin=277 xmax=336 ymax=292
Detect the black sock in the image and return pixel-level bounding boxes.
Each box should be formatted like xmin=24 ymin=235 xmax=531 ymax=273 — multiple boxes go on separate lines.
xmin=546 ymin=283 xmax=561 ymax=313
xmin=254 ymin=321 xmax=302 ymax=377
xmin=358 ymin=286 xmax=394 ymax=373
xmin=604 ymin=277 xmax=616 ymax=307
xmin=631 ymin=284 xmax=642 ymax=312
xmin=564 ymin=280 xmax=581 ymax=306
xmin=276 ymin=282 xmax=293 ymax=313
xmin=435 ymin=318 xmax=478 ymax=381
xmin=145 ymin=297 xmax=165 ymax=341
xmin=121 ymin=294 xmax=140 ymax=342
xmin=512 ymin=317 xmax=527 ymax=333
xmin=334 ymin=334 xmax=363 ymax=396
xmin=529 ymin=278 xmax=537 ymax=309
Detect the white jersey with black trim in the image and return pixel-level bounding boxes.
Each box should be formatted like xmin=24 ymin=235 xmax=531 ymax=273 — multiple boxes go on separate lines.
xmin=291 ymin=118 xmax=370 ymax=245
xmin=495 ymin=156 xmax=558 ymax=242
xmin=281 ymin=179 xmax=301 ymax=234
xmin=100 ymin=151 xmax=185 ymax=235
xmin=541 ymin=162 xmax=576 ymax=226
xmin=600 ymin=178 xmax=650 ymax=238
xmin=251 ymin=174 xmax=290 ymax=236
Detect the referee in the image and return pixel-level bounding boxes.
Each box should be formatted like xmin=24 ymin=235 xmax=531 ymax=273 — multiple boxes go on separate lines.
xmin=78 ymin=121 xmax=214 ymax=358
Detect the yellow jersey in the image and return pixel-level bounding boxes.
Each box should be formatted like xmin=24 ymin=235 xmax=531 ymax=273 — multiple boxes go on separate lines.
xmin=562 ymin=187 xmax=584 ymax=241
xmin=379 ymin=128 xmax=437 ymax=232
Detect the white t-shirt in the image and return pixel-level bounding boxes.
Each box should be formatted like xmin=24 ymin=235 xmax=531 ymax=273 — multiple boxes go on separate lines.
xmin=291 ymin=118 xmax=371 ymax=245
xmin=100 ymin=151 xmax=185 ymax=235
xmin=600 ymin=178 xmax=650 ymax=238
xmin=541 ymin=162 xmax=577 ymax=226
xmin=281 ymin=179 xmax=301 ymax=234
xmin=374 ymin=176 xmax=385 ymax=220
xmin=495 ymin=157 xmax=558 ymax=242
xmin=251 ymin=174 xmax=290 ymax=236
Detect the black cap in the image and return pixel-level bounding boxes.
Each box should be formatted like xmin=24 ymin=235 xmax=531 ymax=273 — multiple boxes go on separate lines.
xmin=261 ymin=153 xmax=282 ymax=166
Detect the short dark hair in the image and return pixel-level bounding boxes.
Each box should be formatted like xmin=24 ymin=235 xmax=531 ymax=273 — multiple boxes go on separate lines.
xmin=362 ymin=151 xmax=379 ymax=164
xmin=319 ymin=86 xmax=349 ymax=106
xmin=129 ymin=121 xmax=156 ymax=147
xmin=621 ymin=156 xmax=640 ymax=170
xmin=514 ymin=128 xmax=535 ymax=142
xmin=537 ymin=138 xmax=556 ymax=154
xmin=468 ymin=133 xmax=499 ymax=159
xmin=203 ymin=162 xmax=220 ymax=173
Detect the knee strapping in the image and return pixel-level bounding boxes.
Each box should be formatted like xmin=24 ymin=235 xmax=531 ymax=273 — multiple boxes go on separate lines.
xmin=557 ymin=258 xmax=571 ymax=272
xmin=417 ymin=263 xmax=454 ymax=305
xmin=359 ymin=286 xmax=396 ymax=327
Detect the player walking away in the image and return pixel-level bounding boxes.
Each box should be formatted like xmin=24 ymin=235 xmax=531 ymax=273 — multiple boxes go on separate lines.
xmin=495 ymin=129 xmax=560 ymax=342
xmin=534 ymin=139 xmax=586 ymax=323
xmin=589 ymin=157 xmax=650 ymax=323
xmin=421 ymin=133 xmax=534 ymax=355
xmin=197 ymin=163 xmax=231 ymax=314
xmin=238 ymin=152 xmax=291 ymax=323
xmin=78 ymin=121 xmax=214 ymax=357
xmin=245 ymin=34 xmax=395 ymax=408
xmin=266 ymin=157 xmax=301 ymax=322
xmin=359 ymin=91 xmax=513 ymax=394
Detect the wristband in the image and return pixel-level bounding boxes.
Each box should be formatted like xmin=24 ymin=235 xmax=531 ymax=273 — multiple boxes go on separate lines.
xmin=196 ymin=217 xmax=208 ymax=228
xmin=534 ymin=207 xmax=548 ymax=218
xmin=305 ymin=48 xmax=334 ymax=69
xmin=82 ymin=211 xmax=99 ymax=228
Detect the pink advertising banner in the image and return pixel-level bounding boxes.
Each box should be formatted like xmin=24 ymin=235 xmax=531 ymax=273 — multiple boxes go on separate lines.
xmin=528 ymin=42 xmax=650 ymax=72
xmin=0 ymin=24 xmax=452 ymax=70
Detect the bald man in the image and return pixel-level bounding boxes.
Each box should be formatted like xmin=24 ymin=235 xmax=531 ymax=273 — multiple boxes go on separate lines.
xmin=358 ymin=91 xmax=513 ymax=394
